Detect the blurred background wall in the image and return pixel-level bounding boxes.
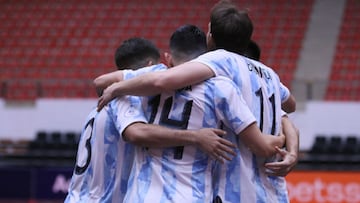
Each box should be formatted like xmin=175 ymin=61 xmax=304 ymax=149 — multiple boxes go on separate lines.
xmin=0 ymin=0 xmax=359 ymax=202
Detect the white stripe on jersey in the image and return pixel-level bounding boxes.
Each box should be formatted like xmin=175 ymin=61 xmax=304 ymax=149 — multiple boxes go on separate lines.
xmin=124 ymin=76 xmax=256 ymax=203
xmin=193 ymin=49 xmax=290 ymax=203
xmin=65 ymin=96 xmax=147 ymax=203
xmin=123 ymin=63 xmax=167 ymax=80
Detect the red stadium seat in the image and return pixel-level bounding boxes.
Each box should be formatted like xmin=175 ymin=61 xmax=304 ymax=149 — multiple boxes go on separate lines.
xmin=326 ymin=0 xmax=360 ymax=101
xmin=3 ymin=80 xmax=38 ymax=101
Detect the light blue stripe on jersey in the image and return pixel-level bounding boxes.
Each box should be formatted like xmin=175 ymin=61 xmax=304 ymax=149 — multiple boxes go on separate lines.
xmin=269 ymin=176 xmax=287 ymax=202
xmin=120 ymin=143 xmax=134 ymax=193
xmin=226 ymin=135 xmax=240 ymax=203
xmin=160 ymin=151 xmax=177 ymax=203
xmin=125 ymin=150 xmax=153 ymax=203
xmin=108 ymin=96 xmax=146 ymax=202
xmin=192 ymin=148 xmax=209 ymax=203
xmin=252 ymin=155 xmax=267 ymax=203
xmin=101 ymin=124 xmax=117 ymax=202
xmin=87 ymin=107 xmax=119 ymax=203
xmin=204 ymin=78 xmax=253 ymax=133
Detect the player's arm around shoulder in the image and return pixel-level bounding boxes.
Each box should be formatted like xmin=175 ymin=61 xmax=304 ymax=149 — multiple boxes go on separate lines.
xmin=151 ymin=61 xmax=215 ymax=92
xmin=123 ymin=123 xmax=236 ymax=162
xmin=93 ymin=70 xmax=124 ymax=96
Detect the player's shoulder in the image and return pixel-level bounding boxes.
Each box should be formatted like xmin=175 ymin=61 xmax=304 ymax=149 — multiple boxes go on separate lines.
xmin=83 ymin=108 xmax=97 ymax=123
xmin=124 ymin=63 xmax=168 ymax=80
xmin=134 ymin=63 xmax=167 ymax=71
xmin=195 ymin=49 xmax=238 ymax=60
xmin=148 ymin=63 xmax=168 ymax=71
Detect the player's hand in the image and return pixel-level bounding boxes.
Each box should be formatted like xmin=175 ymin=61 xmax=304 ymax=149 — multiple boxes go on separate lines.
xmin=264 ymin=146 xmax=298 ymax=177
xmin=97 ymin=83 xmax=118 ymax=111
xmin=194 ymin=128 xmax=236 ymax=163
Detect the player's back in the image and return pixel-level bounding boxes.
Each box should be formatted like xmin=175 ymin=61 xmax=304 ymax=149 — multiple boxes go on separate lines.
xmin=193 ymin=49 xmax=287 ymax=135
xmin=193 ymin=49 xmax=290 ymax=203
xmin=65 ymin=96 xmax=142 ymax=203
xmin=124 ymin=76 xmax=255 ymax=203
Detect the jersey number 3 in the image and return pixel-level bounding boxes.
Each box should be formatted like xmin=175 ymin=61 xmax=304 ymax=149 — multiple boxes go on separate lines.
xmin=74 ymin=118 xmax=94 ymax=175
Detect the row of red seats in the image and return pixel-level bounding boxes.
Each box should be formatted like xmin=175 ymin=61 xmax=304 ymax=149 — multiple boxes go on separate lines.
xmin=325 ymin=0 xmax=360 ymax=101
xmin=1 ymin=80 xmax=97 ymax=100
xmin=0 ymin=0 xmax=313 ymax=100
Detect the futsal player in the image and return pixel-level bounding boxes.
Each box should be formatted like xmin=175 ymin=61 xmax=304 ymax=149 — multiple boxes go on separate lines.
xmin=242 ymin=39 xmax=300 ymax=177
xmin=121 ymin=24 xmax=285 ymax=203
xmin=65 ymin=37 xmax=235 ymax=202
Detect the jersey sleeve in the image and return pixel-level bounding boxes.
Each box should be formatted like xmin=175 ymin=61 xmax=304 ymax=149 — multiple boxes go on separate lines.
xmin=123 ymin=63 xmax=167 ymax=80
xmin=211 ymin=77 xmax=256 ymax=134
xmin=191 ymin=50 xmax=223 ymax=76
xmin=261 ymin=64 xmax=291 ymax=103
xmin=109 ymin=96 xmax=148 ymax=138
xmin=279 ymin=82 xmax=290 ymax=103
xmin=261 ymin=64 xmax=290 ymax=103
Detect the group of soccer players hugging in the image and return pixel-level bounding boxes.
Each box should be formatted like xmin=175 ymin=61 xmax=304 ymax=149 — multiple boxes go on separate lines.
xmin=65 ymin=0 xmax=299 ymax=202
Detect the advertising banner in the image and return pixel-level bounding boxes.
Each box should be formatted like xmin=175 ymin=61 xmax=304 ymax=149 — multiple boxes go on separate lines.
xmin=286 ymin=171 xmax=360 ymax=203
xmin=0 ymin=167 xmax=359 ymax=202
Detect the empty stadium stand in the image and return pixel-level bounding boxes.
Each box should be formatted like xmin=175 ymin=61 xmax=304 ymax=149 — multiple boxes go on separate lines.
xmin=298 ymin=134 xmax=360 ymax=170
xmin=0 ymin=0 xmax=314 ymax=100
xmin=0 ymin=130 xmax=79 ymax=167
xmin=1 ymin=1 xmax=360 ymax=202
xmin=325 ymin=0 xmax=360 ymax=101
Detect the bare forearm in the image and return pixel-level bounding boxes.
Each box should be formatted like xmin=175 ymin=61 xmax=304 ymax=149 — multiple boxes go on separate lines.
xmin=264 ymin=117 xmax=299 ymax=176
xmin=282 ymin=116 xmax=299 ymax=157
xmin=124 ymin=123 xmax=197 ymax=147
xmin=97 ymin=62 xmax=215 ymax=111
xmin=112 ymin=62 xmax=214 ymax=97
xmin=93 ymin=71 xmax=124 ymax=96
xmin=112 ymin=72 xmax=168 ymax=97
xmin=239 ymin=123 xmax=284 ymax=158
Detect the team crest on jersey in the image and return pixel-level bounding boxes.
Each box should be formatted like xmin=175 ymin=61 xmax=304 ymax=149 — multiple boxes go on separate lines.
xmin=125 ymin=105 xmax=140 ymax=117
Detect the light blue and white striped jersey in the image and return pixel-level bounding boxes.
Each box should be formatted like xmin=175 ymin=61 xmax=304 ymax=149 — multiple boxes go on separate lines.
xmin=65 ymin=64 xmax=166 ymax=203
xmin=193 ymin=49 xmax=290 ymax=203
xmin=65 ymin=95 xmax=147 ymax=203
xmin=121 ymin=75 xmax=256 ymax=203
xmin=122 ymin=63 xmax=167 ymax=80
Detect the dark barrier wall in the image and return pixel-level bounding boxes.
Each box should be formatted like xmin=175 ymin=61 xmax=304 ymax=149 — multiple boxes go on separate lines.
xmin=1 ymin=166 xmax=359 ymax=203
xmin=0 ymin=167 xmax=72 ymax=199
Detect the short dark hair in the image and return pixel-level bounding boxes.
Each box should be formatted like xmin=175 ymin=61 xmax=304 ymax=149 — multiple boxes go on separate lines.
xmin=210 ymin=0 xmax=253 ymax=54
xmin=169 ymin=24 xmax=207 ymax=63
xmin=242 ymin=40 xmax=261 ymax=61
xmin=115 ymin=37 xmax=160 ymax=70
